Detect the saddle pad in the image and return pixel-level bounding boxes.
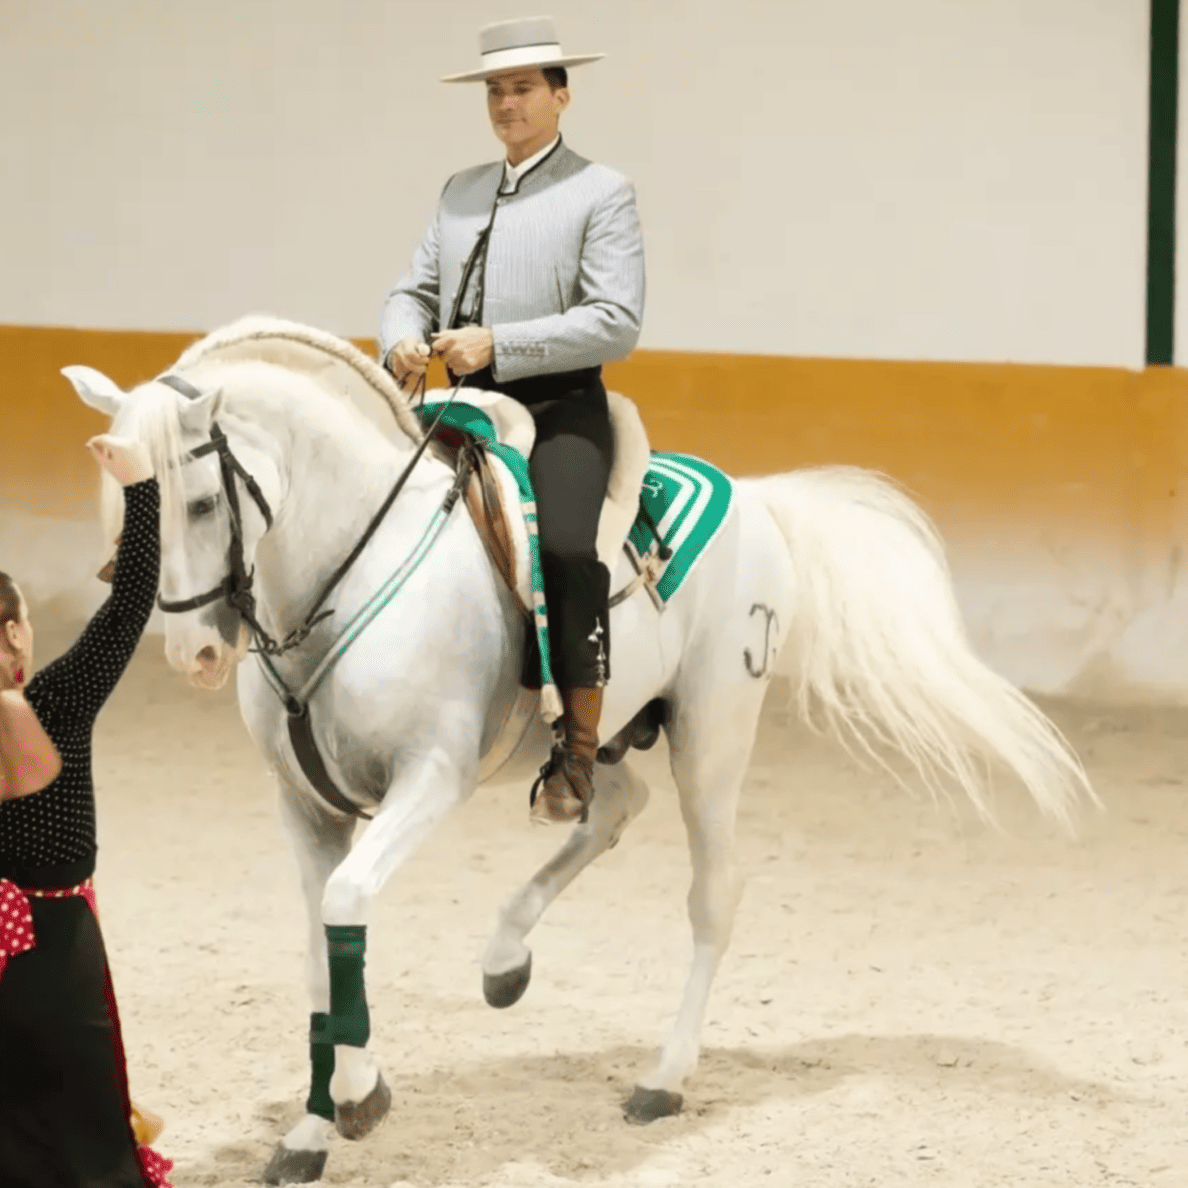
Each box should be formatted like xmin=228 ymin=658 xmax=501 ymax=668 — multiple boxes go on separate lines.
xmin=626 ymin=452 xmax=736 ymax=605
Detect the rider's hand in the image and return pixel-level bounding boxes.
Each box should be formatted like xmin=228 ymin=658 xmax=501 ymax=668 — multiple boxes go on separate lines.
xmin=385 ymin=338 xmax=432 ymax=391
xmin=86 ymin=435 xmax=154 ymax=487
xmin=431 ymin=327 xmax=494 ymax=376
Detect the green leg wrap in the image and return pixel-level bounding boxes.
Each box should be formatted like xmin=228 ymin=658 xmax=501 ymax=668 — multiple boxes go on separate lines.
xmin=325 ymin=924 xmax=370 ymax=1047
xmin=306 ymin=1012 xmax=336 ymax=1121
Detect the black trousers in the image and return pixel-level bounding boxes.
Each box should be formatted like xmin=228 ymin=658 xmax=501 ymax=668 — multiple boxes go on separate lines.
xmin=461 ymin=365 xmax=613 ymax=689
xmin=0 ymin=896 xmax=151 ymax=1188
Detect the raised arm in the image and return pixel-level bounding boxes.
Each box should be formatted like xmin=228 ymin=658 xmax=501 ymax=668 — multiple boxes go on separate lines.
xmin=490 ymin=179 xmax=646 ymax=382
xmin=33 ymin=441 xmax=160 ymax=723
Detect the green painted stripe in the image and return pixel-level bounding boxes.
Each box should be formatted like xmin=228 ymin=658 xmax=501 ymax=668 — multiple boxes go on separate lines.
xmin=1147 ymin=0 xmax=1179 ymax=365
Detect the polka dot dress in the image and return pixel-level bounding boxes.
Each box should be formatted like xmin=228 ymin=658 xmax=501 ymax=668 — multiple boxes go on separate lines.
xmin=0 ymin=479 xmax=160 ymax=881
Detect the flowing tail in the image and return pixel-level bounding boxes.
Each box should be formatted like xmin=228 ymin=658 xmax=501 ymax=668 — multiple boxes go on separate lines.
xmin=747 ymin=466 xmax=1098 ymax=831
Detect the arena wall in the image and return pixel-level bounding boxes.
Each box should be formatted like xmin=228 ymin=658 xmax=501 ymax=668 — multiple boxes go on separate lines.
xmin=7 ymin=327 xmax=1188 ymax=702
xmin=4 ymin=1 xmax=1187 ymax=702
xmin=0 ymin=0 xmax=1148 ymax=363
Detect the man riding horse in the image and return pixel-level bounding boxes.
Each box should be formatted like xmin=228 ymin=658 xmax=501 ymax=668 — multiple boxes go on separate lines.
xmin=380 ymin=15 xmax=647 ymax=825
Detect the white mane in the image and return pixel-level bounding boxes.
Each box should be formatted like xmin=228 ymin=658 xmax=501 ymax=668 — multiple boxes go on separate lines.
xmin=173 ymin=315 xmax=425 ymax=444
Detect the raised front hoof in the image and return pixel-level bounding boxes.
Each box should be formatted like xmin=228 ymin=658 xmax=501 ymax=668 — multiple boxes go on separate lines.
xmin=261 ymin=1142 xmax=327 ymax=1184
xmin=334 ymin=1071 xmax=392 ymax=1141
xmin=623 ymin=1085 xmax=684 ymax=1125
xmin=483 ymin=952 xmax=533 ymax=1009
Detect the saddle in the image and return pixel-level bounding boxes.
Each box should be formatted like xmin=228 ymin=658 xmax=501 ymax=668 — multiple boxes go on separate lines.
xmin=422 ymin=386 xmax=655 ymax=619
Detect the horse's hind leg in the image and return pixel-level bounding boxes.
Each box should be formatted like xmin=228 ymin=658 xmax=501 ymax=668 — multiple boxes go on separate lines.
xmin=482 ymin=759 xmax=650 ymax=1007
xmin=624 ymin=678 xmax=766 ymax=1124
xmin=262 ymin=778 xmax=355 ymax=1186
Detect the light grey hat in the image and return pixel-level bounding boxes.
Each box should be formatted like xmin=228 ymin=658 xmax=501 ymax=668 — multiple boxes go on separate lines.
xmin=441 ymin=15 xmax=604 ymax=83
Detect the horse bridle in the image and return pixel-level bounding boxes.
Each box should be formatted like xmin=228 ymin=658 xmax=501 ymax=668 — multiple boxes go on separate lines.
xmin=152 ymin=369 xmax=472 ymax=661
xmin=151 ymin=376 xmax=291 ymax=654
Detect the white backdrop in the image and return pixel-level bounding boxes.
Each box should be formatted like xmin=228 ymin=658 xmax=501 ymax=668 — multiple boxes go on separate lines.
xmin=0 ymin=0 xmax=1150 ymax=366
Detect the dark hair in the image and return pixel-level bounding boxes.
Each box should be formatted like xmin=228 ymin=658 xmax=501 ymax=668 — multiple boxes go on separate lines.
xmin=0 ymin=573 xmax=19 ymax=627
xmin=542 ymin=66 xmax=568 ymax=90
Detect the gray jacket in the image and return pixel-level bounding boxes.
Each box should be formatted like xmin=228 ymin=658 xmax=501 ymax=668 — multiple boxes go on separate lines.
xmin=380 ymin=140 xmax=646 ymax=383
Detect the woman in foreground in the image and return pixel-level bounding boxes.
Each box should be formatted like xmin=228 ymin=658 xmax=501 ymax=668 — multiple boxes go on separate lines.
xmin=0 ymin=434 xmax=172 ymax=1187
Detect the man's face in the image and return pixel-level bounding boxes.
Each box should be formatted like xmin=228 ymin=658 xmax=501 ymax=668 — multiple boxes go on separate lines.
xmin=486 ymin=69 xmax=568 ymax=159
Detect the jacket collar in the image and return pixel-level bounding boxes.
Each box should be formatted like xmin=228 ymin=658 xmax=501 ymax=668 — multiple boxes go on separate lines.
xmin=496 ymin=134 xmax=568 ymax=195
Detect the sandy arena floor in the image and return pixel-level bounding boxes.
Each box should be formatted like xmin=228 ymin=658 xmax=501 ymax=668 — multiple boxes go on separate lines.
xmin=40 ymin=615 xmax=1187 ymax=1188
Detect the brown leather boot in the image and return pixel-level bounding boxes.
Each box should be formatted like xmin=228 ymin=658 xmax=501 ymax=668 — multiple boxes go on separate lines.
xmin=530 ymin=687 xmax=603 ymax=824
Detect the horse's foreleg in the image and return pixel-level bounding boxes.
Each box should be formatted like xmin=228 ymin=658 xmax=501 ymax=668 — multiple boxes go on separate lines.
xmin=262 ymin=778 xmax=356 ymax=1185
xmin=482 ymin=759 xmax=650 ymax=1008
xmin=319 ymin=747 xmax=471 ymax=1141
xmin=625 ymin=685 xmax=762 ymax=1125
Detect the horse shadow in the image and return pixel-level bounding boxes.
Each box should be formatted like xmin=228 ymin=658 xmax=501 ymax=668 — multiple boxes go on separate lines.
xmin=189 ymin=1030 xmax=1130 ymax=1185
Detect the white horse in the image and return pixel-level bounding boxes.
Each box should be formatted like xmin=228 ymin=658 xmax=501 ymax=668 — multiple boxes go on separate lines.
xmin=64 ymin=319 xmax=1096 ymax=1184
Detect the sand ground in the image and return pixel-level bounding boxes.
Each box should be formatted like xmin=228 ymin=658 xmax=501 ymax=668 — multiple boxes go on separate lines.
xmin=39 ymin=616 xmax=1187 ymax=1188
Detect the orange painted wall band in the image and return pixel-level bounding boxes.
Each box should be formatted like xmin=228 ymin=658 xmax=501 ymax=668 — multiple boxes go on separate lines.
xmin=4 ymin=326 xmax=1187 ymax=556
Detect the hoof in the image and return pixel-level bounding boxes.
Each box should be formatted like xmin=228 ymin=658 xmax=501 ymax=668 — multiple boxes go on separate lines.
xmin=483 ymin=952 xmax=533 ymax=1008
xmin=622 ymin=1085 xmax=684 ymax=1125
xmin=334 ymin=1071 xmax=391 ymax=1141
xmin=262 ymin=1142 xmax=327 ymax=1184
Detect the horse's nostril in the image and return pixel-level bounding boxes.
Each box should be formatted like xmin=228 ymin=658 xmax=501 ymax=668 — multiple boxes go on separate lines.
xmin=197 ymin=646 xmax=218 ymax=666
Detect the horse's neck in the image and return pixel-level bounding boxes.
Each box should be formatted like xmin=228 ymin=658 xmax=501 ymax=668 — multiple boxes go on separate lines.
xmin=244 ymin=388 xmax=523 ymax=749
xmin=254 ymin=394 xmax=453 ymax=631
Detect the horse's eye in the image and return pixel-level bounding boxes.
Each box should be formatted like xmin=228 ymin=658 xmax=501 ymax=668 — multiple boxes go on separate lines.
xmin=187 ymin=495 xmax=218 ymax=519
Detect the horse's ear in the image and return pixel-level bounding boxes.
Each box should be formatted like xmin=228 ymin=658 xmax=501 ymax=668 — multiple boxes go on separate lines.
xmin=61 ymin=366 xmax=125 ymax=416
xmin=176 ymin=387 xmax=223 ymax=434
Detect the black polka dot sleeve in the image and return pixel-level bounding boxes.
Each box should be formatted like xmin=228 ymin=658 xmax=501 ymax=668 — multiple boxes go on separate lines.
xmin=0 ymin=478 xmax=160 ymax=887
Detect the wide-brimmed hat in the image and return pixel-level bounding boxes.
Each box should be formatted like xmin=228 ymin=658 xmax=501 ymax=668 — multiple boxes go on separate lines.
xmin=441 ymin=15 xmax=604 ymax=83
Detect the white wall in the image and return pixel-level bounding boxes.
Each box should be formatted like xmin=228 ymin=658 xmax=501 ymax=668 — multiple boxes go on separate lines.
xmin=0 ymin=0 xmax=1149 ymax=366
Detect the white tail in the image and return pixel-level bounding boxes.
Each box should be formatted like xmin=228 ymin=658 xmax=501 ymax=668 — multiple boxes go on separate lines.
xmin=748 ymin=466 xmax=1098 ymax=832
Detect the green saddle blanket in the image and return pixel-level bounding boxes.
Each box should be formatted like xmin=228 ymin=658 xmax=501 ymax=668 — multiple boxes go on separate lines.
xmin=414 ymin=398 xmax=735 ymax=686
xmin=626 ymin=451 xmax=735 ymax=605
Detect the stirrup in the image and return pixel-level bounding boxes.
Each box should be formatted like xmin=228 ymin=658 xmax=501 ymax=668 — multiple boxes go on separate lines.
xmin=528 ymin=745 xmax=562 ymax=809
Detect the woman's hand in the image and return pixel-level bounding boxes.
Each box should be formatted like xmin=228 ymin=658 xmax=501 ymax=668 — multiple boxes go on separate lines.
xmin=86 ymin=435 xmax=154 ymax=487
